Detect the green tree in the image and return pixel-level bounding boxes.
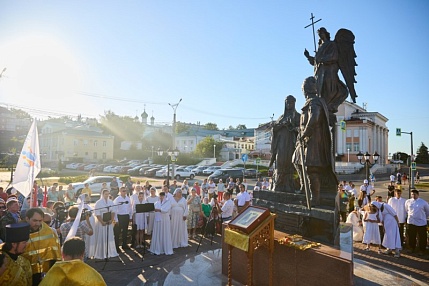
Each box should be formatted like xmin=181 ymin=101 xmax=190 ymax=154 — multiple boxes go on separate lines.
xmin=415 ymin=142 xmax=429 ymax=164
xmin=195 ymin=137 xmax=222 ymax=158
xmin=10 ymin=108 xmax=31 ymax=119
xmin=176 ymin=122 xmax=190 ymax=134
xmin=236 ymin=124 xmax=247 ymax=130
xmin=99 ymin=110 xmax=145 ymax=148
xmin=204 ymin=122 xmax=219 ymax=131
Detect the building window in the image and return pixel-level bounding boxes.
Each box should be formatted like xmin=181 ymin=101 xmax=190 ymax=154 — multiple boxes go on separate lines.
xmin=353 ymin=129 xmax=359 ymax=137
xmin=94 ymin=140 xmax=98 ymax=147
xmin=85 ymin=152 xmax=88 ymax=156
xmin=93 ymin=152 xmax=97 ymax=159
xmin=345 ymin=143 xmax=352 ymax=151
xmin=353 ymin=143 xmax=360 ymax=152
xmin=103 ymin=141 xmax=107 ymax=147
xmin=74 ymin=140 xmax=78 ymax=146
xmin=102 ymin=152 xmax=106 ymax=159
xmin=346 ymin=130 xmax=352 ymax=137
xmin=83 ymin=140 xmax=88 ymax=146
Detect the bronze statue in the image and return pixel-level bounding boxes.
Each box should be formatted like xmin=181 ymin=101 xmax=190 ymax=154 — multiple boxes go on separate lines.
xmin=269 ymin=95 xmax=300 ymax=192
xmin=304 ymin=27 xmax=357 ymax=126
xmin=293 ymin=77 xmax=337 ymax=206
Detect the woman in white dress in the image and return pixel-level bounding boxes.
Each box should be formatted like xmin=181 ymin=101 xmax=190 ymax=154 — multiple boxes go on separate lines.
xmin=149 ymin=192 xmax=173 ymax=255
xmin=133 ymin=191 xmax=147 ymax=248
xmin=146 ymin=187 xmax=159 ymax=236
xmin=170 ymin=189 xmax=189 ymax=248
xmin=362 ymin=203 xmax=381 ymax=253
xmin=346 ymin=208 xmax=363 ymax=242
xmin=93 ymin=189 xmax=118 ymax=259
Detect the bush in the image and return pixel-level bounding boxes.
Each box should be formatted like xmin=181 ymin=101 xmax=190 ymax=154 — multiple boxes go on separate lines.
xmin=58 ymin=175 xmax=88 ymax=184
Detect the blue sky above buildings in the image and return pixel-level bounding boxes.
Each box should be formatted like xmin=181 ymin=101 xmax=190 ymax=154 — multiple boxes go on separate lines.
xmin=0 ymin=1 xmax=427 ymax=155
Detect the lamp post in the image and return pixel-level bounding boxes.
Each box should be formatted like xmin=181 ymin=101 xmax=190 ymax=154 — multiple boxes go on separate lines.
xmin=168 ymin=99 xmax=182 ymax=178
xmin=151 ymin=146 xmax=154 ymax=161
xmin=356 ymin=151 xmax=379 ymax=183
xmin=347 ymin=148 xmax=350 ymax=163
xmin=157 ymin=147 xmax=180 ymax=187
xmin=213 ymin=144 xmax=216 ymax=159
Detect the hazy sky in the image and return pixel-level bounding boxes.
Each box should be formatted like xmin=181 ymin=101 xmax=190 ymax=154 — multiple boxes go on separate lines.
xmin=0 ymin=1 xmax=428 ymax=155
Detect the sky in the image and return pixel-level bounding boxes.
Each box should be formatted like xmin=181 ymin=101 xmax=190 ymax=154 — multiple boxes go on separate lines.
xmin=0 ymin=1 xmax=428 ymax=156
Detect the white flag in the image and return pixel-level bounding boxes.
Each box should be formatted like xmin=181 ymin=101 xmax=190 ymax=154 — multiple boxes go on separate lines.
xmin=12 ymin=119 xmax=41 ymax=198
xmin=66 ymin=194 xmax=86 ymax=241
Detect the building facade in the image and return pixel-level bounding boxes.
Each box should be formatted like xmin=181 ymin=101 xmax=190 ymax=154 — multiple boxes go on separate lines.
xmin=336 ymin=101 xmax=389 ymax=164
xmin=39 ymin=122 xmax=114 ymax=162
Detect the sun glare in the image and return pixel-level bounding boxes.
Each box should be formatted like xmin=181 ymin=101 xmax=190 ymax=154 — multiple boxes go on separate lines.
xmin=0 ymin=34 xmax=91 ymax=117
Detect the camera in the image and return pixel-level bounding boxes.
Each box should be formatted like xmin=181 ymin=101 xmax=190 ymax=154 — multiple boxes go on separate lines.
xmin=80 ymin=209 xmax=92 ymax=221
xmin=55 ymin=207 xmax=68 ymax=223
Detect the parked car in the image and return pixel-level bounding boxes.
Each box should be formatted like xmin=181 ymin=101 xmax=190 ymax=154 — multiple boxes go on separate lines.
xmin=192 ymin=166 xmax=208 ymax=175
xmin=208 ymin=168 xmax=244 ymax=184
xmin=202 ymin=166 xmax=221 ymax=175
xmin=110 ymin=166 xmax=123 ymax=173
xmin=127 ymin=164 xmax=147 ymax=175
xmin=72 ymin=176 xmax=123 ymax=197
xmin=95 ymin=164 xmax=106 ymax=172
xmin=103 ymin=165 xmax=115 ymax=172
xmin=83 ymin=164 xmax=98 ymax=171
xmin=185 ymin=165 xmax=197 ymax=172
xmin=145 ymin=167 xmax=162 ymax=177
xmin=139 ymin=166 xmax=154 ymax=176
xmin=173 ymin=168 xmax=195 ymax=180
xmin=244 ymin=168 xmax=261 ymax=178
xmin=65 ymin=163 xmax=78 ymax=169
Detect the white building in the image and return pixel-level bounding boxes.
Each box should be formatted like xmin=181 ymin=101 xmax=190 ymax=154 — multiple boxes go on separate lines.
xmin=336 ymin=101 xmax=389 ymax=164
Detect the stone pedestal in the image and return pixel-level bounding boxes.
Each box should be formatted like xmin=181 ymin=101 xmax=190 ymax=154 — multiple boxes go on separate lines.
xmin=253 ymin=191 xmax=339 ymax=245
xmin=221 ymin=229 xmax=353 ymax=286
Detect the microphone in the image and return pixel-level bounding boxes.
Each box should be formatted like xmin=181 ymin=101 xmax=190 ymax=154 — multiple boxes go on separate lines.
xmin=120 ymin=201 xmax=129 ymax=204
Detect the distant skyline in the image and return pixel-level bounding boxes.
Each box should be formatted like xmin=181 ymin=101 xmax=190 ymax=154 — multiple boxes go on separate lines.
xmin=0 ymin=1 xmax=428 ymax=155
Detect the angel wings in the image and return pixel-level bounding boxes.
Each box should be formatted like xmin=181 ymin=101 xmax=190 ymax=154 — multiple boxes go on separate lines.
xmin=335 ymin=29 xmax=358 ymax=103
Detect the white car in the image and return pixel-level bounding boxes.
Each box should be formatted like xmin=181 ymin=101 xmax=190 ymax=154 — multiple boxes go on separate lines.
xmin=72 ymin=176 xmax=123 ymax=196
xmin=83 ymin=164 xmax=98 ymax=171
xmin=103 ymin=165 xmax=115 ymax=172
xmin=202 ymin=166 xmax=221 ymax=175
xmin=66 ymin=163 xmax=79 ymax=169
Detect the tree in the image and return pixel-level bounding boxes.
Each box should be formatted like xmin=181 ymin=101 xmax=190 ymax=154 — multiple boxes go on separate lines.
xmin=195 ymin=137 xmax=222 ymax=158
xmin=99 ymin=110 xmax=145 ymax=148
xmin=204 ymin=122 xmax=219 ymax=131
xmin=236 ymin=124 xmax=247 ymax=130
xmin=415 ymin=142 xmax=429 ymax=164
xmin=10 ymin=108 xmax=31 ymax=119
xmin=176 ymin=122 xmax=190 ymax=134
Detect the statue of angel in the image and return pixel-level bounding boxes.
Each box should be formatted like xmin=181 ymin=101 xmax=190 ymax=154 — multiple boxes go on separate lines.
xmin=304 ymin=27 xmax=357 ymax=123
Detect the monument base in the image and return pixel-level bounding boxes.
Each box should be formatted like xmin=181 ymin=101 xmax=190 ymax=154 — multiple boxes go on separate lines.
xmin=253 ymin=191 xmax=339 ymax=245
xmin=222 ymin=228 xmax=353 ymax=286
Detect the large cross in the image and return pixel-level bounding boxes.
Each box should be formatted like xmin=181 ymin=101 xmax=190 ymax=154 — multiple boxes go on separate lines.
xmin=304 ymin=13 xmax=322 ymax=53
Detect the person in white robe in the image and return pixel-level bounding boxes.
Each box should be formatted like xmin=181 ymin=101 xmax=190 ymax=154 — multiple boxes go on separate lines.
xmin=149 ymin=192 xmax=173 ymax=255
xmin=346 ymin=208 xmax=363 ymax=241
xmin=371 ymin=201 xmax=402 ymax=257
xmin=81 ymin=194 xmax=96 ymax=259
xmin=170 ymin=189 xmax=189 ymax=248
xmin=133 ymin=191 xmax=147 ymax=248
xmin=93 ymin=189 xmax=118 ymax=259
xmin=145 ymin=187 xmax=159 ymax=236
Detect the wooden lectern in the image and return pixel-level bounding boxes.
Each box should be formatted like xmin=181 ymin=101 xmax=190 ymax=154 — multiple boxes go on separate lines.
xmin=224 ymin=206 xmax=276 ymax=286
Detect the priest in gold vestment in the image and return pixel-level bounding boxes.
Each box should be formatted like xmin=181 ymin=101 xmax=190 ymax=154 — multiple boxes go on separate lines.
xmin=40 ymin=236 xmax=106 ymax=286
xmin=0 ymin=222 xmax=32 ymax=286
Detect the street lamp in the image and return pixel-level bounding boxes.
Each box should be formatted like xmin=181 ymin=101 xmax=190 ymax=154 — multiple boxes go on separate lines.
xmin=347 ymin=148 xmax=350 ymax=163
xmin=356 ymin=151 xmax=379 ymax=183
xmin=157 ymin=147 xmax=180 ymax=187
xmin=213 ymin=144 xmax=216 ymax=159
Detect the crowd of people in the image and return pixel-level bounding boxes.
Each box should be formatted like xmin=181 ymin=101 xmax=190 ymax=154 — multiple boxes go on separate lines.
xmin=336 ymin=178 xmax=429 ymax=258
xmin=0 ymin=175 xmax=254 ymax=285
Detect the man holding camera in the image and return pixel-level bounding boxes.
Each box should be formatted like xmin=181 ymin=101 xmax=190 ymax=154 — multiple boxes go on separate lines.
xmin=60 ymin=206 xmax=93 ymax=246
